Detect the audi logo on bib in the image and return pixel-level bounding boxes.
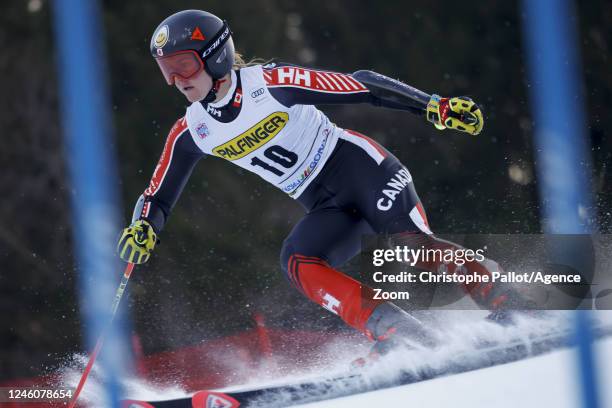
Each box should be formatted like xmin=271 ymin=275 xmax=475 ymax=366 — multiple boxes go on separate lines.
xmin=250 ymin=87 xmax=264 ymax=98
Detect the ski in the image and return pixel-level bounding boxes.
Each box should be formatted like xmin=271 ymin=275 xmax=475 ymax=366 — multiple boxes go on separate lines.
xmin=122 ymin=325 xmax=612 ymax=408
xmin=122 ymin=371 xmax=368 ymax=408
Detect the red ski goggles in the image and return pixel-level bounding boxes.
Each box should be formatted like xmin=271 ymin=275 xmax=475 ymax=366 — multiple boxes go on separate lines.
xmin=155 ymin=50 xmax=204 ymax=85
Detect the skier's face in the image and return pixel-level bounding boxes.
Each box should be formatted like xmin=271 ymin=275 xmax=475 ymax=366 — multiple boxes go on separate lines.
xmin=174 ymin=69 xmax=213 ymax=103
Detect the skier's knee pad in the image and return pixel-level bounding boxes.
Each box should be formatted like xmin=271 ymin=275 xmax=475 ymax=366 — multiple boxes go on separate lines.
xmin=279 ymin=239 xmax=296 ymax=280
xmin=280 ymin=240 xmax=329 ymax=283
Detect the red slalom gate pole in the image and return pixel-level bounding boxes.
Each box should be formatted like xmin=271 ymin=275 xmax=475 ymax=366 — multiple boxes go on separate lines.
xmin=68 ymin=262 xmax=135 ymax=408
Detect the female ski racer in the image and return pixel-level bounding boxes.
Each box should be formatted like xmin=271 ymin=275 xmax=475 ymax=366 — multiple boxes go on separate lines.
xmin=117 ymin=10 xmax=523 ymax=353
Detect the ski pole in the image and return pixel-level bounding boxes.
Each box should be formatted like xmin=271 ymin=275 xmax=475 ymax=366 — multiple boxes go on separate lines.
xmin=68 ymin=261 xmax=135 ymax=408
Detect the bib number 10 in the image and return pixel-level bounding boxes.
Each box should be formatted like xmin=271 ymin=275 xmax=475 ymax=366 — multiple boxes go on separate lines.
xmin=250 ymin=145 xmax=298 ymax=176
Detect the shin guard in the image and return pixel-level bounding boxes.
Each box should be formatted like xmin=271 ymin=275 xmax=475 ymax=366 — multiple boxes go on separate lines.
xmin=287 ymin=254 xmax=383 ymax=335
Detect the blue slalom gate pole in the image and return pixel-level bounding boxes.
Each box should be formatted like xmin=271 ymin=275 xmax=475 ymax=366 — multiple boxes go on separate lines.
xmin=522 ymin=0 xmax=599 ymax=407
xmin=522 ymin=0 xmax=592 ymax=233
xmin=51 ymin=0 xmax=131 ymax=406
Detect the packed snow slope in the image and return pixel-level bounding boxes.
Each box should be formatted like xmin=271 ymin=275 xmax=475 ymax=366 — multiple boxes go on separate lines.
xmin=300 ymin=336 xmax=612 ymax=408
xmin=60 ymin=311 xmax=612 ymax=407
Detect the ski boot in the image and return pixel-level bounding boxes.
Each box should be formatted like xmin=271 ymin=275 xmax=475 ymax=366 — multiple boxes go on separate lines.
xmin=485 ymin=285 xmax=545 ymax=326
xmin=352 ymin=303 xmax=439 ymax=368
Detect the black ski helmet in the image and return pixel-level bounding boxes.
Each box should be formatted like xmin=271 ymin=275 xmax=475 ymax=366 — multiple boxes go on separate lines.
xmin=150 ymin=10 xmax=235 ymax=82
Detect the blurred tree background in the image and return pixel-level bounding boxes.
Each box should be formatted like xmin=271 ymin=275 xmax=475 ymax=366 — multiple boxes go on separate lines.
xmin=0 ymin=0 xmax=610 ymax=380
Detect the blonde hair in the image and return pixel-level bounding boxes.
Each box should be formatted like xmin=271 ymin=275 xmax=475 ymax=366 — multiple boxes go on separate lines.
xmin=233 ymin=51 xmax=272 ymax=70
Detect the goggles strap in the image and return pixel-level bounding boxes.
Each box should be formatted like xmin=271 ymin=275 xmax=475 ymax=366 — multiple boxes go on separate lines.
xmin=202 ymin=77 xmax=227 ymax=103
xmin=202 ymin=81 xmax=219 ymax=103
xmin=200 ymin=21 xmax=232 ymax=60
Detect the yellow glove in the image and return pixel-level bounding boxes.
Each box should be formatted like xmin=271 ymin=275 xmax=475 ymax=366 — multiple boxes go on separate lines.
xmin=426 ymin=94 xmax=484 ymax=135
xmin=117 ymin=219 xmax=158 ymax=264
